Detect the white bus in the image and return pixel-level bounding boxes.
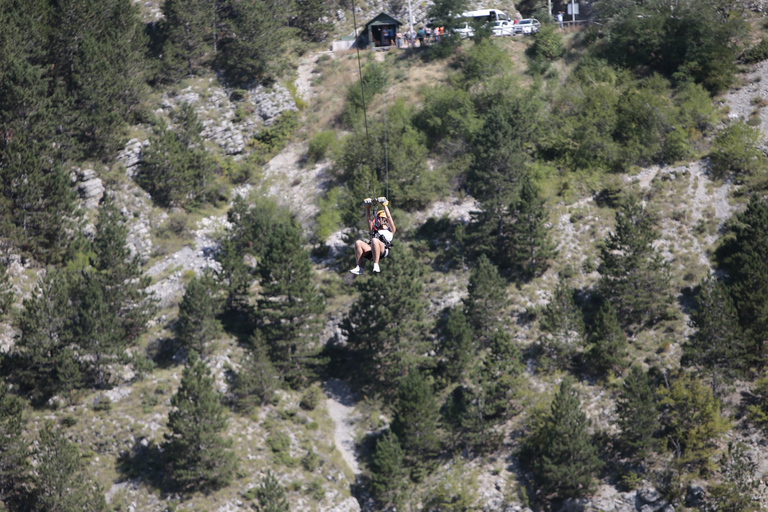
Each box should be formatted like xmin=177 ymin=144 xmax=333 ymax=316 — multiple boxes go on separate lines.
xmin=460 ymin=9 xmax=510 ymax=23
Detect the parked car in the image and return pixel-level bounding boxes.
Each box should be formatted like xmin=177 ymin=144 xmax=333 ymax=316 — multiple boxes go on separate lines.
xmin=491 ymin=20 xmax=515 ymax=36
xmin=454 ymin=22 xmax=475 ymax=38
xmin=512 ymin=18 xmax=541 ymax=35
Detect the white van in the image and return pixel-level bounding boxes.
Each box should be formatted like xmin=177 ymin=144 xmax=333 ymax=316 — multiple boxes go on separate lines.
xmin=460 ymin=9 xmax=510 ymax=23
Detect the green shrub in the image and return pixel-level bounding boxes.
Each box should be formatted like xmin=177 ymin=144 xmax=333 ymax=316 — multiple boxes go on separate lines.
xmin=710 ymin=121 xmax=764 ymax=178
xmin=251 ymin=111 xmax=300 ymax=162
xmin=455 ymin=38 xmax=511 ymax=84
xmin=743 ymin=39 xmax=768 ymax=64
xmin=230 ymin=89 xmax=248 ymax=102
xmin=299 ymin=386 xmax=324 ymax=411
xmin=307 ymin=131 xmax=337 ymax=163
xmin=532 ymin=25 xmax=565 ymax=61
xmin=315 ymin=187 xmax=343 ymax=243
xmin=301 ymin=448 xmax=321 ymax=472
xmin=340 ymin=62 xmax=387 ymax=126
xmin=92 ymin=396 xmax=112 ymax=412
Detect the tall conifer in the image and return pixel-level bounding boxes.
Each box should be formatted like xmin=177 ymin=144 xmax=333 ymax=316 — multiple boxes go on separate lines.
xmin=598 ymin=195 xmax=671 ymax=329
xmin=163 ymin=355 xmax=236 ymax=491
xmin=177 ymin=273 xmax=222 ymax=357
xmin=390 ymin=371 xmax=441 ymax=471
xmin=463 ymin=255 xmax=507 ymax=346
xmin=588 ymin=301 xmax=628 ymax=377
xmin=505 ymin=174 xmax=557 ymax=279
xmin=616 ymin=365 xmax=658 ymax=457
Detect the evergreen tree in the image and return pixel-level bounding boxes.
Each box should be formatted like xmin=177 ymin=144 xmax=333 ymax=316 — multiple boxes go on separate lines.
xmin=0 ymin=259 xmax=12 ymax=318
xmin=463 ymin=255 xmax=507 ymax=346
xmin=587 ymin=301 xmax=628 ymax=377
xmin=46 ymin=0 xmax=146 ymax=160
xmin=505 ymin=174 xmax=557 ymax=279
xmin=539 ymin=275 xmax=585 ymax=368
xmin=390 ymin=371 xmax=441 ymax=470
xmin=658 ymin=372 xmax=731 ymax=472
xmin=0 ymin=383 xmax=29 ymax=509
xmin=33 ymin=423 xmax=108 ymax=512
xmin=163 ymin=355 xmax=236 ymax=491
xmin=526 ymin=378 xmax=604 ymax=498
xmin=15 ymin=269 xmax=75 ymax=402
xmin=257 ymin=219 xmax=325 ymax=388
xmin=683 ymin=277 xmax=747 ymax=393
xmin=598 ymin=195 xmax=672 ymax=330
xmin=91 ymin=195 xmax=153 ymax=341
xmin=0 ymin=136 xmax=81 ymax=264
xmin=160 ymin=0 xmax=214 ymax=81
xmin=256 ymin=470 xmax=289 ymax=512
xmin=442 ymin=385 xmax=483 ymax=452
xmin=137 ymin=105 xmax=215 ymax=209
xmin=177 ymin=273 xmax=222 ymax=357
xmin=716 ymin=194 xmax=768 ymax=359
xmin=216 ymin=0 xmax=288 ymax=86
xmin=342 ymin=245 xmax=429 ymax=396
xmin=616 ymin=365 xmax=658 ymax=457
xmin=233 ymin=332 xmax=280 ymax=412
xmin=290 ymin=0 xmax=335 ymax=42
xmin=479 ymin=330 xmax=523 ymax=422
xmin=369 ymin=431 xmax=408 ymax=508
xmin=439 ymin=307 xmax=476 ymax=384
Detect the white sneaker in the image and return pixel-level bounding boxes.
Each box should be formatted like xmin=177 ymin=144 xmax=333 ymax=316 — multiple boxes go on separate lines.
xmin=349 ymin=266 xmax=364 ymax=275
xmin=373 ymin=263 xmax=381 ymax=273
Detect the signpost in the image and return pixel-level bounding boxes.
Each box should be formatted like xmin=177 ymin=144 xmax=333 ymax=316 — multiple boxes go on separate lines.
xmin=567 ymin=0 xmax=579 ymax=24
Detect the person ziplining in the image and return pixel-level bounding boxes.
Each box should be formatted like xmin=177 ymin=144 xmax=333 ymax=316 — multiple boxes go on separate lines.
xmin=349 ymin=197 xmax=395 ymax=275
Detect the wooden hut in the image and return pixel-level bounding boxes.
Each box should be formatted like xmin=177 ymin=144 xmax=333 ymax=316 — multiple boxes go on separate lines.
xmin=357 ymin=12 xmax=403 ymax=49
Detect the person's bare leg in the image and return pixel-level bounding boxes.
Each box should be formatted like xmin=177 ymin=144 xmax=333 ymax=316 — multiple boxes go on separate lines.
xmin=371 ymin=239 xmax=383 ymax=263
xmin=355 ymin=240 xmax=371 ymax=266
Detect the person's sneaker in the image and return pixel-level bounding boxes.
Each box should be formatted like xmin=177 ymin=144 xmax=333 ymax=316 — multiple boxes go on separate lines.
xmin=373 ymin=263 xmax=381 ymax=273
xmin=349 ymin=266 xmax=364 ymax=275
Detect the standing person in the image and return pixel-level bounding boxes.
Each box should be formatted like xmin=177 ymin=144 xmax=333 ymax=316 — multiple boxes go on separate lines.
xmin=417 ymin=26 xmax=426 ymax=47
xmin=396 ymin=29 xmax=403 ymax=48
xmin=557 ymin=11 xmax=564 ymax=29
xmin=349 ymin=198 xmax=396 ymax=275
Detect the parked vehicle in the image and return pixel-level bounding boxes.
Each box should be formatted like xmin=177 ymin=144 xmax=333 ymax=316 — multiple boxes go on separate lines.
xmin=454 ymin=22 xmax=475 ymax=38
xmin=512 ymin=18 xmax=541 ymax=35
xmin=460 ymin=8 xmax=510 ymax=23
xmin=491 ymin=20 xmax=515 ymax=36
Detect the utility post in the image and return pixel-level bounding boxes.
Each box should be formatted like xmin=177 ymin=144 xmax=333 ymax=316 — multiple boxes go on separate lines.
xmin=408 ymin=0 xmax=414 ymax=41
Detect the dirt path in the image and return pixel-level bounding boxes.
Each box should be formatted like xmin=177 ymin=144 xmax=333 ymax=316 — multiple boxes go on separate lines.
xmin=324 ymin=379 xmax=361 ymax=475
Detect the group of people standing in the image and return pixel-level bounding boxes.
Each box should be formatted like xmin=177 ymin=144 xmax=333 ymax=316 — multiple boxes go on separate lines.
xmin=394 ymin=26 xmax=445 ymax=48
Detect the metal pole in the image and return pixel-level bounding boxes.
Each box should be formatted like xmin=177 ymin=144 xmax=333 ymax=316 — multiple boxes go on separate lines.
xmin=571 ymin=0 xmax=576 ymax=23
xmin=408 ymin=0 xmax=414 ymax=43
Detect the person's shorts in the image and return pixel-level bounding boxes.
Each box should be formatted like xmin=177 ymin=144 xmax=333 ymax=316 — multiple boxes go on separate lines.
xmin=364 ymin=239 xmax=389 ymax=259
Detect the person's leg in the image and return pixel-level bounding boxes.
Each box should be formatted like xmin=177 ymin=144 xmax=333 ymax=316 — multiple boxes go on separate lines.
xmin=355 ymin=240 xmax=371 ymax=266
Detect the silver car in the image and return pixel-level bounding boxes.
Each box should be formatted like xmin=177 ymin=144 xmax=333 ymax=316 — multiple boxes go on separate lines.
xmin=512 ymin=18 xmax=541 ymax=35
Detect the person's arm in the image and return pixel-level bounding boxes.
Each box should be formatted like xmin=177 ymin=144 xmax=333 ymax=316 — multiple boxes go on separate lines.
xmin=364 ymin=199 xmax=375 ymax=232
xmin=377 ymin=198 xmax=396 ymax=235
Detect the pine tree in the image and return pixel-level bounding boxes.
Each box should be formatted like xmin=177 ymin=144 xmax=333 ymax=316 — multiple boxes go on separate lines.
xmin=463 ymin=255 xmax=507 ymax=346
xmin=342 ymin=245 xmax=429 ymax=396
xmin=683 ymin=277 xmax=747 ymax=393
xmin=233 ymin=332 xmax=280 ymax=412
xmin=369 ymin=431 xmax=408 ymax=507
xmin=716 ymin=194 xmax=768 ymax=359
xmin=15 ymin=269 xmax=75 ymax=402
xmin=257 ymin=219 xmax=325 ymax=388
xmin=33 ymin=423 xmax=108 ymax=512
xmin=46 ymin=0 xmax=146 ymax=160
xmin=160 ymin=0 xmax=214 ymax=81
xmin=587 ymin=301 xmax=628 ymax=377
xmin=256 ymin=470 xmax=289 ymax=512
xmin=177 ymin=273 xmax=222 ymax=357
xmin=390 ymin=371 xmax=441 ymax=470
xmin=528 ymin=378 xmax=604 ymax=498
xmin=291 ymin=0 xmax=335 ymax=42
xmin=598 ymin=195 xmax=672 ymax=330
xmin=616 ymin=365 xmax=658 ymax=457
xmin=539 ymin=275 xmax=585 ymax=368
xmin=163 ymin=355 xmax=236 ymax=491
xmin=0 ymin=259 xmax=12 ymax=318
xmin=505 ymin=173 xmax=557 ymax=279
xmin=138 ymin=106 xmax=214 ymax=209
xmin=658 ymin=372 xmax=731 ymax=472
xmin=216 ymin=0 xmax=288 ymax=86
xmin=439 ymin=307 xmax=476 ymax=384
xmin=0 ymin=383 xmax=29 ymax=509
xmin=479 ymin=330 xmax=523 ymax=422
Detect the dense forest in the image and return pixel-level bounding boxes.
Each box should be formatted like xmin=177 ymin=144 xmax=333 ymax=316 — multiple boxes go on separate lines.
xmin=2 ymin=0 xmax=768 ymax=510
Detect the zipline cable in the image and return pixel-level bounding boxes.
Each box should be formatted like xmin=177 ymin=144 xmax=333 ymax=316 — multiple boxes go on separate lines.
xmin=349 ymin=1 xmax=375 ymax=199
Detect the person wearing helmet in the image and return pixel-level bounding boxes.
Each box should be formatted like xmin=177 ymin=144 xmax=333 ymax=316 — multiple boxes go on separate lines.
xmin=349 ymin=197 xmax=396 ymax=275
